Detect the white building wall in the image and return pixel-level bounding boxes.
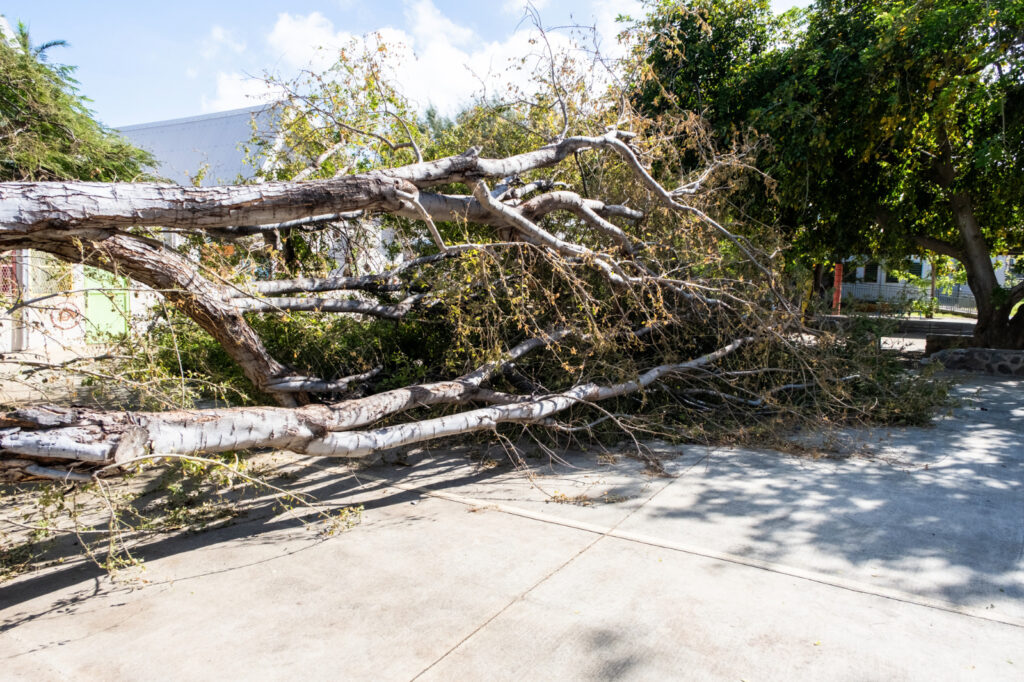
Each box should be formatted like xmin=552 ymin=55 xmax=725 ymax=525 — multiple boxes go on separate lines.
xmin=118 ymin=105 xmax=278 ymax=186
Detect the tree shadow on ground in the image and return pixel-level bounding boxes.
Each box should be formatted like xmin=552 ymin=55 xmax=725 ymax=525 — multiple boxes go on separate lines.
xmin=639 ymin=375 xmax=1023 ymax=615
xmin=2 ymin=375 xmax=1020 ymax=631
xmin=0 ymin=452 xmax=508 ymax=630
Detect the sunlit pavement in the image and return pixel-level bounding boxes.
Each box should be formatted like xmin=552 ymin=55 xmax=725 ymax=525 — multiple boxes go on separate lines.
xmin=1 ymin=375 xmax=1021 ymax=680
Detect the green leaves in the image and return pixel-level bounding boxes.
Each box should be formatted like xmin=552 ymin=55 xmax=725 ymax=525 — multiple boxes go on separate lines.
xmin=0 ymin=31 xmax=152 ymax=182
xmin=636 ymin=0 xmax=1024 ymax=263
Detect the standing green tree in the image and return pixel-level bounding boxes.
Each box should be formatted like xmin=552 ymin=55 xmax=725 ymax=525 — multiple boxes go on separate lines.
xmin=0 ymin=20 xmax=151 ymax=181
xmin=635 ymin=0 xmax=1024 ymax=347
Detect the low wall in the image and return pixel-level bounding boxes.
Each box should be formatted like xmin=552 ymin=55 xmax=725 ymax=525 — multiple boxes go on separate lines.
xmin=925 ymin=348 xmax=1024 ymax=376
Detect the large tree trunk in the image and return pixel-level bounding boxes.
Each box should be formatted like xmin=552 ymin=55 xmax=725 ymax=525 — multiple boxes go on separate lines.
xmin=0 ymin=338 xmax=748 ymax=481
xmin=0 ymin=175 xmax=415 ymax=239
xmin=931 ymin=124 xmax=1023 ymax=349
xmin=950 ymin=194 xmax=1024 ymax=349
xmin=0 ymin=135 xmax=628 ymax=243
xmin=974 ymin=304 xmax=1024 ymax=350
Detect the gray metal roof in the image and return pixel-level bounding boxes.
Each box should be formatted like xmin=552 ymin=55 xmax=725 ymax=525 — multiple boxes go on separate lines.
xmin=118 ymin=104 xmax=279 ymax=186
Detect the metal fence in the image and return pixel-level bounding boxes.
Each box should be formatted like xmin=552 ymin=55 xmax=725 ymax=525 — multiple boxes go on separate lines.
xmin=841 ymin=281 xmax=978 ymax=316
xmin=935 ymin=287 xmax=978 ymax=315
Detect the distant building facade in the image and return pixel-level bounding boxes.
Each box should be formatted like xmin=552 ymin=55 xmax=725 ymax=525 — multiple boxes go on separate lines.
xmin=839 ymin=257 xmax=1020 ymax=316
xmin=119 ymin=105 xmax=277 ymax=186
xmin=1 ymin=104 xmax=277 ymax=355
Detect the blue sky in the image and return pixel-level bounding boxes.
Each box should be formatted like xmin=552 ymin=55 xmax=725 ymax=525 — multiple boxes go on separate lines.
xmin=2 ymin=1 xmax=808 ymax=127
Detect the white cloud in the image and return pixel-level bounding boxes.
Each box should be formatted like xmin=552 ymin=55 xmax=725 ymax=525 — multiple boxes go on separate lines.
xmin=501 ymin=0 xmax=550 ymax=15
xmin=384 ymin=3 xmax=555 ymax=115
xmin=259 ymin=1 xmax=629 ymax=116
xmin=201 ymin=25 xmax=246 ymax=60
xmin=267 ymin=11 xmax=353 ymax=71
xmin=771 ymin=0 xmax=812 ymax=12
xmin=405 ymin=0 xmax=475 ymax=47
xmin=201 ymin=72 xmax=287 ymax=113
xmin=589 ymin=0 xmax=643 ymax=59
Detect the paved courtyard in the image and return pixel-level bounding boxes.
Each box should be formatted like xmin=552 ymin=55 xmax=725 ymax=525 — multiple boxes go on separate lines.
xmin=1 ymin=375 xmax=1021 ymax=680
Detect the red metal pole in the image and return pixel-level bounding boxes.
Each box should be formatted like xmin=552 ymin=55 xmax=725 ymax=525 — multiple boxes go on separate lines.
xmin=832 ymin=262 xmax=844 ymax=314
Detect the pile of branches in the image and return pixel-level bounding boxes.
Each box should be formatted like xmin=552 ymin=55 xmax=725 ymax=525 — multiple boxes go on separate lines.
xmin=0 ymin=35 xmax=941 ymax=484
xmin=0 ymin=122 xmax=936 ymax=483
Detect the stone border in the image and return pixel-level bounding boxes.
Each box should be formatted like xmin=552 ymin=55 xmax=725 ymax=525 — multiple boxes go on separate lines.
xmin=924 ymin=347 xmax=1024 ymax=376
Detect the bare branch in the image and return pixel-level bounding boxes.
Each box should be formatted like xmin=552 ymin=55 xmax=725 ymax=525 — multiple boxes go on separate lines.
xmin=914 ymin=235 xmax=964 ymax=260
xmin=396 ymin=189 xmax=447 ymax=252
xmin=527 ymin=5 xmax=569 ymax=141
xmin=245 ymin=243 xmax=520 ymax=297
xmin=205 ymin=212 xmax=365 ymax=238
xmin=387 ymin=112 xmax=423 ymax=164
xmin=248 ymin=276 xmax=405 ymax=296
xmin=234 ymin=294 xmax=426 ymax=320
xmin=266 ymin=366 xmax=382 ymax=393
xmin=292 ymin=336 xmax=753 ymax=458
xmin=292 ymin=141 xmax=348 ymax=182
xmin=472 ymin=179 xmax=589 ymax=258
xmin=520 ymin=190 xmax=636 ymax=252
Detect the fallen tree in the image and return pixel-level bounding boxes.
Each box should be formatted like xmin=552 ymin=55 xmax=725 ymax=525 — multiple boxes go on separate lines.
xmin=0 ymin=30 xmax=943 ymax=486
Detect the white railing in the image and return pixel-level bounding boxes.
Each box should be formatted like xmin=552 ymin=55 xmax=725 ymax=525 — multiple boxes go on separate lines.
xmin=841 ymin=281 xmax=978 ymax=315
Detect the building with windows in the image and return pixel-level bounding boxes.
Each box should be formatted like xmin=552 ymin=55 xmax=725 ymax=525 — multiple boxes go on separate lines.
xmin=839 ymin=257 xmax=1019 ymax=316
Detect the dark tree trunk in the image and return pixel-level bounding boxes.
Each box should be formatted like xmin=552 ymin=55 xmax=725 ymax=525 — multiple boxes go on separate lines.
xmin=973 ymin=304 xmax=1024 ymax=349
xmin=812 ymin=264 xmax=830 ymax=300
xmin=931 ymin=123 xmax=1022 ymax=349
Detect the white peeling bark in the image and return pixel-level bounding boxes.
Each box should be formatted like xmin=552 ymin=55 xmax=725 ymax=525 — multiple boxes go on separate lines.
xmin=0 ymin=335 xmax=748 ymax=473
xmin=519 ymin=191 xmax=636 ymax=252
xmin=269 ymin=337 xmax=753 ymax=457
xmin=0 ymin=331 xmax=573 ymax=464
xmin=394 ymin=191 xmax=642 ymax=232
xmin=0 ymin=175 xmax=416 ymax=238
xmin=375 ymin=137 xmax=603 ymax=189
xmin=233 ymin=294 xmax=425 ymax=319
xmin=0 ymin=135 xmax=636 ymax=240
xmin=264 ymin=367 xmax=382 ymax=393
xmin=251 ymin=276 xmax=405 ymax=295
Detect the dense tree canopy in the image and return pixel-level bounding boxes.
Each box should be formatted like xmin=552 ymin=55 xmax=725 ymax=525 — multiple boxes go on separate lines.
xmin=635 ymin=0 xmax=1024 ymax=347
xmin=0 ymin=23 xmax=151 ymax=182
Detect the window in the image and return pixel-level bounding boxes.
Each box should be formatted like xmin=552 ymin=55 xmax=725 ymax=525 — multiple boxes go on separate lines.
xmin=0 ymin=253 xmax=16 ymax=297
xmin=863 ymin=263 xmax=879 ymax=282
xmin=842 ymin=263 xmax=858 ymax=283
xmin=885 ymin=269 xmax=899 ymax=283
xmin=908 ymin=260 xmax=923 ymax=278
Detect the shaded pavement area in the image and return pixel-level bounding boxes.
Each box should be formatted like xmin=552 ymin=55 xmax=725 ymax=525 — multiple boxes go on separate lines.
xmin=1 ymin=375 xmax=1022 ymax=680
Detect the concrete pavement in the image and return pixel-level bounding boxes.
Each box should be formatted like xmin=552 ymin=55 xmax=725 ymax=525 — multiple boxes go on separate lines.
xmin=1 ymin=375 xmax=1021 ymax=680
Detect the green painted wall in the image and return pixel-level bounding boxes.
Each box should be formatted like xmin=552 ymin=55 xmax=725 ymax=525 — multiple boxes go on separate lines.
xmin=83 ymin=267 xmax=129 ymax=342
